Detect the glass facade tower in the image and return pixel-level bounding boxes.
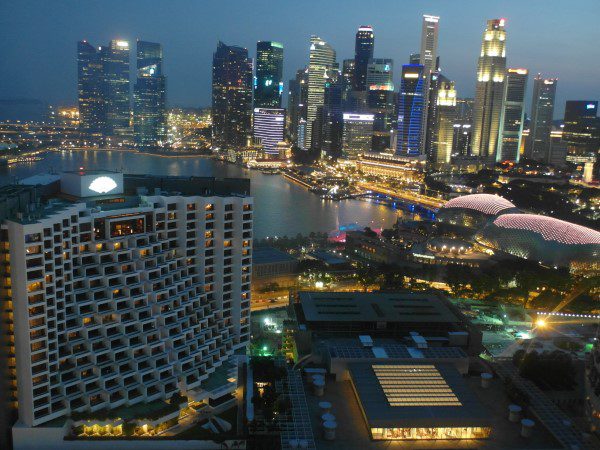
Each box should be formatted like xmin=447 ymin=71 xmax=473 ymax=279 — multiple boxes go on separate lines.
xmin=77 ymin=41 xmax=106 ymax=135
xmin=100 ymin=40 xmax=131 ymax=138
xmin=396 ymin=64 xmax=425 ymax=156
xmin=498 ymin=68 xmax=528 ymax=162
xmin=527 ymin=75 xmax=557 ymax=162
xmin=254 ymin=41 xmax=284 ymax=108
xmin=353 ymin=26 xmax=375 ymax=91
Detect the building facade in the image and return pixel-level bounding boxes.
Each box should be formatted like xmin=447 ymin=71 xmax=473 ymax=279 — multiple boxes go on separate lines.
xmin=472 ymin=19 xmax=507 ymax=163
xmin=306 ymin=36 xmax=336 ymax=149
xmin=353 ymin=26 xmax=375 ymax=91
xmin=366 ymin=59 xmax=393 ymax=91
xmin=419 ymin=15 xmax=440 ymax=155
xmin=133 ymin=41 xmax=166 ymax=148
xmin=1 ymin=171 xmax=252 ymax=440
xmin=101 ymin=40 xmax=131 ymax=138
xmin=254 ymin=41 xmax=284 ymax=109
xmin=562 ymin=101 xmax=600 ymax=157
xmin=211 ymin=42 xmax=253 ymax=149
xmin=497 ymin=68 xmax=528 ymax=162
xmin=433 ymin=81 xmax=457 ymax=165
xmin=526 ymin=75 xmax=557 ymax=162
xmin=77 ymin=41 xmax=106 ymax=135
xmin=396 ymin=64 xmax=425 ymax=156
xmin=342 ymin=113 xmax=374 ymax=157
xmin=253 ymin=108 xmax=285 ymax=155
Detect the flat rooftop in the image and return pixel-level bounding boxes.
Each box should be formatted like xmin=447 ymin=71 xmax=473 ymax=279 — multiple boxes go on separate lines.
xmin=326 ymin=338 xmax=467 ymax=360
xmin=348 ymin=362 xmax=490 ymax=429
xmin=297 ymin=291 xmax=461 ymax=324
xmin=252 ymin=246 xmax=297 ymax=265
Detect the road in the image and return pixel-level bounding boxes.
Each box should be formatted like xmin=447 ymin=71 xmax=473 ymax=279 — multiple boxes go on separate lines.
xmin=357 ymin=181 xmax=445 ymax=209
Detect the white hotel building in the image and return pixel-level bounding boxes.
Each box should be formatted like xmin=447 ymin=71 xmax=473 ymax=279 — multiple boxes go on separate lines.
xmin=0 ymin=170 xmax=252 ymax=448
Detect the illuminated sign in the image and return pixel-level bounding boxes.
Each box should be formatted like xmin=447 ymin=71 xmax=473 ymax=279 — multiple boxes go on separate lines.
xmin=404 ymin=73 xmax=420 ymax=79
xmin=116 ymin=41 xmax=129 ymax=48
xmin=89 ymin=177 xmax=118 ymax=194
xmin=587 ymin=103 xmax=596 ymax=110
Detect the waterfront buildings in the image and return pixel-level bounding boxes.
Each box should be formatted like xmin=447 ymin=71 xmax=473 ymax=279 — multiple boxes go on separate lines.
xmin=77 ymin=41 xmax=106 ymax=135
xmin=101 ymin=40 xmax=131 ymax=138
xmin=306 ymin=36 xmax=336 ymax=149
xmin=342 ymin=113 xmax=374 ymax=157
xmin=211 ymin=42 xmax=253 ymax=149
xmin=353 ymin=26 xmax=375 ymax=91
xmin=252 ymin=107 xmax=285 ymax=155
xmin=472 ymin=19 xmax=507 ymax=164
xmin=420 ymin=15 xmax=440 ymax=154
xmin=133 ymin=41 xmax=166 ymax=148
xmin=356 ymin=152 xmax=424 ymax=182
xmin=498 ymin=68 xmax=528 ymax=162
xmin=254 ymin=41 xmax=284 ymax=109
xmin=396 ymin=64 xmax=425 ymax=156
xmin=1 ymin=171 xmax=252 ymax=447
xmin=526 ymin=75 xmax=557 ymax=162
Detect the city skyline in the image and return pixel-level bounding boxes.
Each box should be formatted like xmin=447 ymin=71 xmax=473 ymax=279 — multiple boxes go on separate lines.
xmin=1 ymin=0 xmax=599 ymax=118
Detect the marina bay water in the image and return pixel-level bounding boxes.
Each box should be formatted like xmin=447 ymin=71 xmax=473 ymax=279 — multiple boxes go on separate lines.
xmin=0 ymin=150 xmax=401 ymax=239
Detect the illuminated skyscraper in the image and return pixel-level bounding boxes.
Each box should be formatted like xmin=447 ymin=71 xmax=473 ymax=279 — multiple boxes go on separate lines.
xmin=133 ymin=40 xmax=166 ymax=148
xmin=306 ymin=36 xmax=336 ymax=148
xmin=366 ymin=59 xmax=393 ymax=91
xmin=341 ymin=59 xmax=356 ymax=109
xmin=498 ymin=68 xmax=528 ymax=162
xmin=253 ymin=108 xmax=285 ymax=154
xmin=420 ymin=15 xmax=440 ymax=154
xmin=77 ymin=41 xmax=106 ymax=135
xmin=211 ymin=41 xmax=253 ymax=149
xmin=472 ymin=19 xmax=507 ymax=163
xmin=353 ymin=26 xmax=374 ymax=91
xmin=396 ymin=64 xmax=425 ymax=156
xmin=254 ymin=41 xmax=284 ymax=108
xmin=562 ymin=101 xmax=600 ymax=157
xmin=342 ymin=113 xmax=374 ymax=157
xmin=100 ymin=40 xmax=131 ymax=138
xmin=433 ymin=81 xmax=457 ymax=165
xmin=527 ymin=75 xmax=557 ymax=162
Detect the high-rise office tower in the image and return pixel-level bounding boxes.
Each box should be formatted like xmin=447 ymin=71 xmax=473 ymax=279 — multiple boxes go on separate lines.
xmin=253 ymin=108 xmax=285 ymax=154
xmin=342 ymin=113 xmax=374 ymax=157
xmin=254 ymin=41 xmax=284 ymax=108
xmin=527 ymin=75 xmax=557 ymax=162
xmin=472 ymin=19 xmax=507 ymax=163
xmin=432 ymin=81 xmax=457 ymax=165
xmin=452 ymin=98 xmax=474 ymax=157
xmin=287 ymin=68 xmax=308 ymax=145
xmin=77 ymin=41 xmax=106 ymax=135
xmin=353 ymin=26 xmax=375 ymax=91
xmin=409 ymin=53 xmax=420 ymax=65
xmin=1 ymin=171 xmax=252 ymax=446
xmin=396 ymin=64 xmax=425 ymax=156
xmin=424 ymin=72 xmax=450 ymax=162
xmin=562 ymin=101 xmax=600 ymax=157
xmin=341 ymin=59 xmax=356 ymax=110
xmin=100 ymin=40 xmax=131 ymax=138
xmin=321 ymin=72 xmax=344 ymax=157
xmin=419 ymin=15 xmax=440 ymax=154
xmin=366 ymin=59 xmax=393 ymax=91
xmin=211 ymin=42 xmax=253 ymax=149
xmin=133 ymin=41 xmax=166 ymax=148
xmin=306 ymin=36 xmax=336 ymax=149
xmin=498 ymin=68 xmax=528 ymax=162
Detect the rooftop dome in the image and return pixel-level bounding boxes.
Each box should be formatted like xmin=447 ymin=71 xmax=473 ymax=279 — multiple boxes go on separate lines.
xmin=492 ymin=214 xmax=600 ymax=246
xmin=442 ymin=194 xmax=516 ymax=216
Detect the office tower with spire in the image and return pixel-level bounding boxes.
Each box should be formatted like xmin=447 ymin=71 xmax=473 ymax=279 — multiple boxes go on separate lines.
xmin=396 ymin=64 xmax=425 ymax=156
xmin=211 ymin=42 xmax=253 ymax=149
xmin=527 ymin=75 xmax=557 ymax=162
xmin=433 ymin=81 xmax=457 ymax=165
xmin=133 ymin=41 xmax=166 ymax=148
xmin=100 ymin=40 xmax=131 ymax=138
xmin=353 ymin=26 xmax=374 ymax=91
xmin=472 ymin=18 xmax=507 ymax=163
xmin=254 ymin=41 xmax=284 ymax=108
xmin=306 ymin=36 xmax=336 ymax=149
xmin=77 ymin=41 xmax=106 ymax=135
xmin=497 ymin=68 xmax=528 ymax=162
xmin=420 ymin=15 xmax=440 ymax=154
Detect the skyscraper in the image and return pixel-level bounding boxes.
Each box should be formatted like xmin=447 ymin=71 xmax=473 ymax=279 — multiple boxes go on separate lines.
xmin=396 ymin=64 xmax=425 ymax=156
xmin=562 ymin=101 xmax=600 ymax=157
xmin=366 ymin=59 xmax=394 ymax=91
xmin=353 ymin=26 xmax=375 ymax=91
xmin=472 ymin=19 xmax=507 ymax=163
xmin=133 ymin=40 xmax=166 ymax=148
xmin=254 ymin=41 xmax=284 ymax=108
xmin=527 ymin=75 xmax=557 ymax=162
xmin=433 ymin=81 xmax=457 ymax=165
xmin=409 ymin=53 xmax=420 ymax=65
xmin=211 ymin=41 xmax=253 ymax=149
xmin=287 ymin=68 xmax=308 ymax=145
xmin=498 ymin=68 xmax=528 ymax=162
xmin=321 ymin=72 xmax=344 ymax=157
xmin=306 ymin=36 xmax=336 ymax=149
xmin=341 ymin=59 xmax=356 ymax=110
xmin=77 ymin=41 xmax=106 ymax=135
xmin=419 ymin=15 xmax=440 ymax=154
xmin=342 ymin=113 xmax=374 ymax=157
xmin=100 ymin=40 xmax=131 ymax=138
xmin=253 ymin=108 xmax=285 ymax=154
